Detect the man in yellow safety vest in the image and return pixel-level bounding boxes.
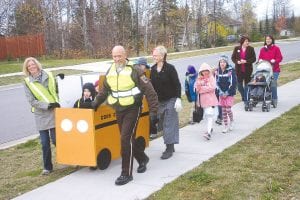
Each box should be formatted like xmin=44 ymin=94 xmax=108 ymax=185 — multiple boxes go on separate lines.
xmin=92 ymin=46 xmax=158 ymax=185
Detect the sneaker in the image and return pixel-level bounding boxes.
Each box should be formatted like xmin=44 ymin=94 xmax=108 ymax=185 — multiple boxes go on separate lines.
xmin=41 ymin=169 xmax=51 ymax=175
xmin=222 ymin=126 xmax=229 ymax=133
xmin=188 ymin=121 xmax=195 ymax=125
xmin=215 ymin=118 xmax=222 ymax=125
xmin=203 ymin=132 xmax=211 ymax=140
xmin=150 ymin=134 xmax=158 ymax=139
xmin=229 ymin=121 xmax=234 ymax=131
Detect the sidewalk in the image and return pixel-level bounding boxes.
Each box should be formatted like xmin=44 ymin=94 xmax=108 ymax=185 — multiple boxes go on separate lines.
xmin=13 ymin=79 xmax=300 ymax=200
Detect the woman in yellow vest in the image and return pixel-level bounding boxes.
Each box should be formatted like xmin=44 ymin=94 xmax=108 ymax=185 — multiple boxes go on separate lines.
xmin=23 ymin=57 xmax=60 ymax=175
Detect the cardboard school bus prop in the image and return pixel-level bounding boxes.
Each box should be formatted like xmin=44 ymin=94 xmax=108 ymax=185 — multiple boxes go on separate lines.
xmin=55 ymin=73 xmax=150 ymax=170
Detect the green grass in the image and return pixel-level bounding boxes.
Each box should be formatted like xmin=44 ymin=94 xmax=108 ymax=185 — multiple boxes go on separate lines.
xmin=0 ymin=140 xmax=78 ymax=200
xmin=0 ymin=69 xmax=89 ymax=86
xmin=0 ymin=58 xmax=105 ymax=75
xmin=148 ymin=105 xmax=300 ymax=200
xmin=0 ymin=42 xmax=263 ymax=76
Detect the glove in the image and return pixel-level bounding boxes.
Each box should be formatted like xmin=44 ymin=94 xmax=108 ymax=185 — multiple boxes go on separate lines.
xmin=174 ymin=98 xmax=182 ymax=112
xmin=56 ymin=73 xmax=65 ymax=79
xmin=48 ymin=102 xmax=60 ymax=110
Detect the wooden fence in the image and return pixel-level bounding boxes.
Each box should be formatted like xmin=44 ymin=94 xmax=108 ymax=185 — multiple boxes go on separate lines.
xmin=0 ymin=33 xmax=45 ymax=60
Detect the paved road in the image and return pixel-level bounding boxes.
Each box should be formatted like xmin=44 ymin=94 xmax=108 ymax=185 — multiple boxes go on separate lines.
xmin=0 ymin=40 xmax=299 ymax=145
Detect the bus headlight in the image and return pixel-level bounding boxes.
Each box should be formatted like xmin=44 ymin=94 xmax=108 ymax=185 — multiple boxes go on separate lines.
xmin=61 ymin=119 xmax=73 ymax=132
xmin=77 ymin=120 xmax=88 ymax=133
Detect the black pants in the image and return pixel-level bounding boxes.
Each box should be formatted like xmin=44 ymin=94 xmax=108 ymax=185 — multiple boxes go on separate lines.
xmin=116 ymin=106 xmax=147 ymax=176
xmin=150 ymin=114 xmax=158 ymax=135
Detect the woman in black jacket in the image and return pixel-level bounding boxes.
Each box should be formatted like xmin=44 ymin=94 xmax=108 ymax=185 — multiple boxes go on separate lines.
xmin=231 ymin=36 xmax=256 ymax=109
xmin=150 ymin=45 xmax=182 ymax=160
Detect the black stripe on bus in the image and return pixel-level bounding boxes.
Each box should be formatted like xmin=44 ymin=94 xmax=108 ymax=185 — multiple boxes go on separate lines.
xmin=95 ymin=111 xmax=149 ymax=130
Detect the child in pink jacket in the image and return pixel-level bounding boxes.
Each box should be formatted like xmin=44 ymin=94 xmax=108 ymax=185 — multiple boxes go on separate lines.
xmin=195 ymin=63 xmax=219 ymax=140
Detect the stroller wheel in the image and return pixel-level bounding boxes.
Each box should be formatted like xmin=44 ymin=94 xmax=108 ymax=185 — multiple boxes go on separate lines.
xmin=272 ymin=100 xmax=277 ymax=108
xmin=249 ymin=104 xmax=253 ymax=111
xmin=266 ymin=104 xmax=271 ymax=112
xmin=262 ymin=103 xmax=266 ymax=112
xmin=244 ymin=102 xmax=249 ymax=111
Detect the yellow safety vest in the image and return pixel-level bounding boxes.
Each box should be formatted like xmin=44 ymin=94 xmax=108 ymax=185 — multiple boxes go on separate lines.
xmin=25 ymin=71 xmax=59 ymax=104
xmin=106 ymin=63 xmax=141 ymax=106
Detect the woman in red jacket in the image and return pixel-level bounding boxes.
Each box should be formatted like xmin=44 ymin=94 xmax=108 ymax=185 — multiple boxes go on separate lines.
xmin=258 ymin=35 xmax=283 ymax=107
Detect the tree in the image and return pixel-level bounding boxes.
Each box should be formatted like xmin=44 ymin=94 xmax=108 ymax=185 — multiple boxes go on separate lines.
xmin=275 ymin=15 xmax=287 ymax=33
xmin=239 ymin=1 xmax=256 ymax=36
xmin=13 ymin=2 xmax=44 ymax=35
xmin=265 ymin=13 xmax=270 ymax=34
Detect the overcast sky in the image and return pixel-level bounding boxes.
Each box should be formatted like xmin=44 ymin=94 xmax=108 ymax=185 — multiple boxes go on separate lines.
xmin=255 ymin=0 xmax=300 ymax=20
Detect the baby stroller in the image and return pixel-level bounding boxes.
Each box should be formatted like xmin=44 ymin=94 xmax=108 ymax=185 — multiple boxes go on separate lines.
xmin=245 ymin=61 xmax=273 ymax=112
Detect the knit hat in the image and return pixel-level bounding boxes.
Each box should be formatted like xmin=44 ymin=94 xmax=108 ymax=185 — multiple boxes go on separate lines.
xmin=136 ymin=57 xmax=150 ymax=69
xmin=82 ymin=82 xmax=96 ymax=99
xmin=187 ymin=65 xmax=196 ymax=75
xmin=199 ymin=63 xmax=211 ymax=73
xmin=219 ymin=55 xmax=229 ymax=64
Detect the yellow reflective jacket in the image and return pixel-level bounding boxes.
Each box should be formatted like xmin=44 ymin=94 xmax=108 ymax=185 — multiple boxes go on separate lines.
xmin=106 ymin=63 xmax=141 ymax=106
xmin=24 ymin=71 xmax=59 ymax=104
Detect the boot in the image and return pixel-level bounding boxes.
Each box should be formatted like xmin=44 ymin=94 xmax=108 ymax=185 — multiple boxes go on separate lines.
xmin=161 ymin=144 xmax=174 ymax=160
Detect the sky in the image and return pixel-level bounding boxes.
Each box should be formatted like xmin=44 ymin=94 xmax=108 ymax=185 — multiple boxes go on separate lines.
xmin=255 ymin=0 xmax=300 ymax=20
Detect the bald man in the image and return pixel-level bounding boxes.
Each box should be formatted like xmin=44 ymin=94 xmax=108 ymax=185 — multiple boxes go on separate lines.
xmin=92 ymin=45 xmax=158 ymax=185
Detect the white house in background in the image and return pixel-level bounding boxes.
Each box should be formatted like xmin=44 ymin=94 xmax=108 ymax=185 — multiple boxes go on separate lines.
xmin=280 ymin=29 xmax=294 ymax=37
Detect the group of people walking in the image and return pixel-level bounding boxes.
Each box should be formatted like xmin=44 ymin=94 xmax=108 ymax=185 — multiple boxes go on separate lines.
xmin=22 ymin=35 xmax=282 ymax=186
xmin=185 ymin=35 xmax=282 ymax=140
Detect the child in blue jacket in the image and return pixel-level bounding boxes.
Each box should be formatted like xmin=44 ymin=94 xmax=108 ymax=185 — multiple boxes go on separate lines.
xmin=185 ymin=65 xmax=197 ymax=124
xmin=216 ymin=55 xmax=237 ymax=133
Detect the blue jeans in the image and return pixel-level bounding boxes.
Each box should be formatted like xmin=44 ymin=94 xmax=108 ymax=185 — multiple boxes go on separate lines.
xmin=238 ymin=82 xmax=248 ymax=102
xmin=272 ymin=72 xmax=279 ymax=100
xmin=39 ymin=128 xmax=56 ymax=170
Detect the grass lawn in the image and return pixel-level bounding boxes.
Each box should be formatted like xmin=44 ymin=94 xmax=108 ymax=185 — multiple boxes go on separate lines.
xmin=148 ymin=105 xmax=300 ymax=200
xmin=0 ymin=69 xmax=89 ymax=86
xmin=0 ymin=62 xmax=299 ymax=200
xmin=0 ymin=43 xmax=264 ymax=76
xmin=0 ymin=58 xmax=105 ymax=75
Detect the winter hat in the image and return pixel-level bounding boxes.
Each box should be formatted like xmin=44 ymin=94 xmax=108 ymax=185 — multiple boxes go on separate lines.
xmin=82 ymin=82 xmax=96 ymax=99
xmin=136 ymin=57 xmax=150 ymax=69
xmin=187 ymin=65 xmax=196 ymax=75
xmin=219 ymin=55 xmax=229 ymax=64
xmin=199 ymin=63 xmax=211 ymax=73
